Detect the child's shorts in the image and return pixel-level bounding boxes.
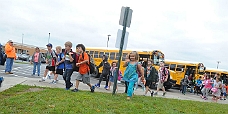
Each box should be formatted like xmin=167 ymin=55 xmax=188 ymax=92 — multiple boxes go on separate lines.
xmin=223 ymin=92 xmax=227 ymax=96
xmin=109 ymin=76 xmax=114 ymax=82
xmin=56 ymin=69 xmax=63 ymax=75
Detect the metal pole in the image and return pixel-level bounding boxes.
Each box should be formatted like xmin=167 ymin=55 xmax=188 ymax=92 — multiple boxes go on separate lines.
xmin=107 ymin=35 xmax=111 ymax=48
xmin=113 ymin=7 xmax=130 ymax=95
xmin=21 ymin=33 xmax=24 ymax=54
xmin=48 ymin=33 xmax=50 ymax=43
xmin=217 ymin=61 xmax=220 ymax=69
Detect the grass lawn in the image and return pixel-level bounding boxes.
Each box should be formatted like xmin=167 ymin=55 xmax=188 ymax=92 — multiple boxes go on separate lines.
xmin=0 ymin=85 xmax=227 ymax=114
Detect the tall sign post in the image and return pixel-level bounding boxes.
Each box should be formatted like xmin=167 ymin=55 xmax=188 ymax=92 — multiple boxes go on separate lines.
xmin=113 ymin=7 xmax=132 ymax=95
xmin=48 ymin=33 xmax=50 ymax=43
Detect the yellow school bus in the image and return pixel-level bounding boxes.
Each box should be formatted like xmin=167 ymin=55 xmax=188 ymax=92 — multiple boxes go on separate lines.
xmin=84 ymin=47 xmax=165 ymax=77
xmin=164 ymin=59 xmax=206 ymax=85
xmin=205 ymin=68 xmax=228 ymax=83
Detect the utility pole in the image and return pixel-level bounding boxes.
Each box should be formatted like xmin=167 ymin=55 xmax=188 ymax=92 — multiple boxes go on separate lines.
xmin=48 ymin=33 xmax=50 ymax=43
xmin=21 ymin=33 xmax=24 ymax=54
xmin=217 ymin=61 xmax=221 ymax=69
xmin=107 ymin=35 xmax=111 ymax=48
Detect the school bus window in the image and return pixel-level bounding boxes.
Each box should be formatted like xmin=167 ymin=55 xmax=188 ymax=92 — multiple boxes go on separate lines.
xmin=116 ymin=53 xmax=120 ymax=60
xmin=176 ymin=65 xmax=185 ymax=71
xmin=165 ymin=64 xmax=169 ymax=69
xmin=94 ymin=51 xmax=99 ymax=58
xmin=89 ymin=51 xmax=94 ymax=57
xmin=122 ymin=53 xmax=128 ymax=61
xmin=110 ymin=52 xmax=115 ymax=60
xmin=170 ymin=64 xmax=176 ymax=71
xmin=211 ymin=72 xmax=216 ymax=78
xmin=99 ymin=52 xmax=104 ymax=58
xmin=105 ymin=52 xmax=110 ymax=57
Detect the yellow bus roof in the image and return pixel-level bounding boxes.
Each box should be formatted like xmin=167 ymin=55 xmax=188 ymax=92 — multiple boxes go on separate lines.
xmin=205 ymin=68 xmax=228 ymax=74
xmin=85 ymin=47 xmax=163 ymax=54
xmin=164 ymin=59 xmax=203 ymax=66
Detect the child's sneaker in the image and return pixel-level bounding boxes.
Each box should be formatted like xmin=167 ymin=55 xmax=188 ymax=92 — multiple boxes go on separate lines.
xmin=39 ymin=78 xmax=45 ymax=82
xmin=154 ymin=92 xmax=158 ymax=95
xmin=71 ymin=88 xmax=79 ymax=92
xmin=52 ymin=80 xmax=57 ymax=84
xmin=105 ymin=86 xmax=109 ymax=90
xmin=162 ymin=92 xmax=166 ymax=96
xmin=151 ymin=91 xmax=154 ymax=97
xmin=91 ymin=86 xmax=95 ymax=92
xmin=204 ymin=97 xmax=208 ymax=100
xmin=95 ymin=83 xmax=100 ymax=88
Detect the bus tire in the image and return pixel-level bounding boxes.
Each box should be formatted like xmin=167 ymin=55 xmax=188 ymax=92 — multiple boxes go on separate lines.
xmin=91 ymin=67 xmax=99 ymax=77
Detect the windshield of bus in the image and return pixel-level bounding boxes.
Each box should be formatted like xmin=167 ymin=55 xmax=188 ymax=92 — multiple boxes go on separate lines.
xmin=152 ymin=51 xmax=164 ymax=65
xmin=198 ymin=63 xmax=205 ymax=75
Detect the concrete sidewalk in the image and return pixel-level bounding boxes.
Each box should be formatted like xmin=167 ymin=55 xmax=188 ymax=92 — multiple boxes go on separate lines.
xmin=0 ymin=76 xmax=228 ymax=104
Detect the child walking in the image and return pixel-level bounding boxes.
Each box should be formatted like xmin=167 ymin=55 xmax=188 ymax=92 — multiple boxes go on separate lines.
xmin=180 ymin=75 xmax=190 ymax=95
xmin=50 ymin=46 xmax=64 ymax=84
xmin=63 ymin=42 xmax=74 ymax=90
xmin=123 ymin=51 xmax=144 ymax=100
xmin=212 ymin=78 xmax=222 ymax=102
xmin=201 ymin=75 xmax=213 ymax=100
xmin=144 ymin=59 xmax=158 ymax=96
xmin=107 ymin=61 xmax=122 ymax=91
xmin=95 ymin=55 xmax=111 ymax=89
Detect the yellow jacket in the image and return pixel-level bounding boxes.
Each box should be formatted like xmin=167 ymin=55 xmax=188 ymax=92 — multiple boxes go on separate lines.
xmin=5 ymin=43 xmax=16 ymax=59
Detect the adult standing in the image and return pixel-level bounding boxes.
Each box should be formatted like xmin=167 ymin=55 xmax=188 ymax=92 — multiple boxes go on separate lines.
xmin=30 ymin=47 xmax=43 ymax=76
xmin=5 ymin=40 xmax=16 ymax=74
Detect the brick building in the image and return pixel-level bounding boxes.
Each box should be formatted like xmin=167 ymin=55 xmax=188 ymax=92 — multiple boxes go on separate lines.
xmin=1 ymin=42 xmax=47 ymax=56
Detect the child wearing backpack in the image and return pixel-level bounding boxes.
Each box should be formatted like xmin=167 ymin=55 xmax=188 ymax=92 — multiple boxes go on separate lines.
xmin=62 ymin=42 xmax=75 ymax=90
xmin=71 ymin=44 xmax=95 ymax=92
xmin=144 ymin=59 xmax=158 ymax=96
xmin=95 ymin=55 xmax=111 ymax=89
xmin=50 ymin=46 xmax=65 ymax=84
xmin=123 ymin=51 xmax=144 ymax=100
xmin=39 ymin=43 xmax=57 ymax=82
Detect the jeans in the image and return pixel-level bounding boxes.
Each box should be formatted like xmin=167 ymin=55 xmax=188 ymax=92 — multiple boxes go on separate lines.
xmin=5 ymin=58 xmax=14 ymax=72
xmin=33 ymin=62 xmax=41 ymax=75
xmin=63 ymin=69 xmax=73 ymax=89
xmin=182 ymin=85 xmax=187 ymax=94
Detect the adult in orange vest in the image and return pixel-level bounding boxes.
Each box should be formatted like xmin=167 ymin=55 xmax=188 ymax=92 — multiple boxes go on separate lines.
xmin=5 ymin=40 xmax=16 ymax=74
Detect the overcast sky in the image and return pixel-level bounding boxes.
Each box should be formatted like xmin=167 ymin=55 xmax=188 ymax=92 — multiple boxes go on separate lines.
xmin=0 ymin=0 xmax=228 ymax=70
